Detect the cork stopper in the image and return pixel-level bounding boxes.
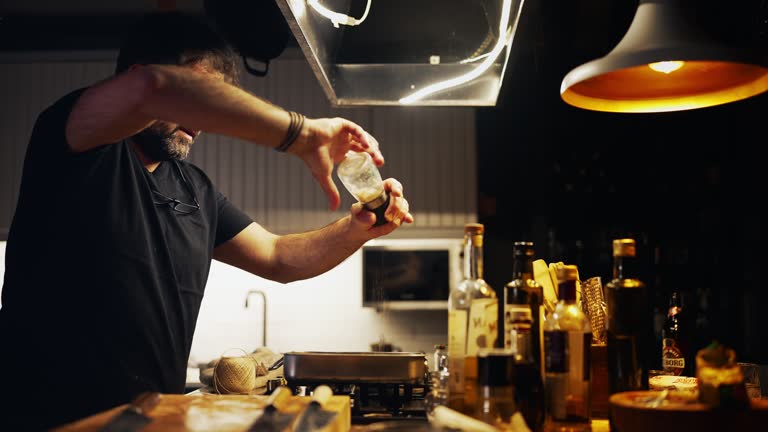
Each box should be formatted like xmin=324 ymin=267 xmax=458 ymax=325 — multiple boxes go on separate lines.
xmin=612 ymin=238 xmax=636 ymax=257
xmin=557 ymin=264 xmax=579 ymax=282
xmin=465 ymin=223 xmax=484 ymax=247
xmin=464 ymin=223 xmax=484 ymax=235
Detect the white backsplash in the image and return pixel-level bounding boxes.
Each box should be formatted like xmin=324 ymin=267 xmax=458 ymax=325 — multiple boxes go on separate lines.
xmin=0 ymin=241 xmax=448 ymax=365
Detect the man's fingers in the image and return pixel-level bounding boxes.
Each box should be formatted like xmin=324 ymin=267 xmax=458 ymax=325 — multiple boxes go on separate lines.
xmin=365 ymin=133 xmax=384 ymax=165
xmin=315 ymin=173 xmax=341 ymax=211
xmin=352 ymin=203 xmax=376 ymax=227
xmin=343 ymin=121 xmax=384 ymax=165
xmin=385 ymin=195 xmax=413 ymax=225
xmin=383 ymin=178 xmax=404 ymax=197
xmin=403 ymin=210 xmax=415 ymax=223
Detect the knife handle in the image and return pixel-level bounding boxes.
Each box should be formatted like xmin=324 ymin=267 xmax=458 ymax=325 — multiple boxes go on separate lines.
xmin=311 ymin=385 xmax=333 ymax=406
xmin=266 ymin=386 xmax=292 ymax=408
xmin=130 ymin=392 xmax=161 ymax=415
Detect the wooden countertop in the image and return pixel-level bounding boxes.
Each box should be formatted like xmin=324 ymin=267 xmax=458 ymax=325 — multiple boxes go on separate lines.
xmin=348 ymin=419 xmax=610 ymax=431
xmin=51 ymin=391 xmax=607 ymax=432
xmin=52 ymin=393 xmax=351 ymax=432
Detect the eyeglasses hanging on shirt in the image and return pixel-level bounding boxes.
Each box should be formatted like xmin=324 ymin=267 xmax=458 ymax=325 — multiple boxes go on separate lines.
xmin=150 ymin=160 xmax=200 ymax=214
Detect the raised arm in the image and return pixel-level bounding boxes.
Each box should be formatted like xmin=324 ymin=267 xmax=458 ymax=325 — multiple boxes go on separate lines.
xmin=66 ymin=64 xmax=383 ymax=209
xmin=66 ymin=64 xmax=288 ymax=152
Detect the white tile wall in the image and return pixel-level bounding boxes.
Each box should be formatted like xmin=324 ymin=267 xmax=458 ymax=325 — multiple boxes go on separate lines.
xmin=0 ymin=241 xmax=448 ymax=365
xmin=190 ymin=250 xmax=448 ymax=365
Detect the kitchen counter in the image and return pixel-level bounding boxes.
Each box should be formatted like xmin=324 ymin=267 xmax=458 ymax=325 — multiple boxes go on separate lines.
xmin=347 ymin=419 xmax=610 ymax=431
xmin=49 ymin=387 xmax=611 ymax=432
xmin=349 ymin=419 xmax=610 ymax=432
xmin=52 ymin=393 xmax=351 ymax=432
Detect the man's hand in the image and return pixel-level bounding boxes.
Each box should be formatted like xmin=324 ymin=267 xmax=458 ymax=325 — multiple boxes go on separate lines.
xmin=349 ymin=178 xmax=414 ymax=238
xmin=290 ymin=117 xmax=384 ymax=210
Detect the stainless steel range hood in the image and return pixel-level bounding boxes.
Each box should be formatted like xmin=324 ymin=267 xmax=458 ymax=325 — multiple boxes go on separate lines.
xmin=275 ymin=0 xmax=526 ymax=106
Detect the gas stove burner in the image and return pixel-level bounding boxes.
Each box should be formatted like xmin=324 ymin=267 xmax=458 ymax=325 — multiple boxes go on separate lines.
xmin=286 ymin=381 xmax=430 ymax=424
xmin=279 ymin=351 xmax=431 ymax=424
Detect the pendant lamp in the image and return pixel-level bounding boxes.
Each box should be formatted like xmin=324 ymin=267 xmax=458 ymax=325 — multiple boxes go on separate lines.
xmin=560 ymin=0 xmax=768 ymax=113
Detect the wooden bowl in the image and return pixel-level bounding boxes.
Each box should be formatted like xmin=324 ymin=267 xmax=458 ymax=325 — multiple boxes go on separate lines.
xmin=610 ymin=391 xmax=768 ymax=432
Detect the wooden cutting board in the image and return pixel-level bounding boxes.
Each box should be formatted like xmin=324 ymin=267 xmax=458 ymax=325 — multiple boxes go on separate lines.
xmin=53 ymin=393 xmax=351 ymax=432
xmin=610 ymin=390 xmax=768 ymax=432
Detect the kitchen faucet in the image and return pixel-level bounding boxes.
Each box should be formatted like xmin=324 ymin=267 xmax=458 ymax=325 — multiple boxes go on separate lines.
xmin=244 ymin=289 xmax=267 ymax=348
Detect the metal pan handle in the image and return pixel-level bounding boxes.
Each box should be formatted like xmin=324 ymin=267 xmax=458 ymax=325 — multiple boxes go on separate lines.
xmin=269 ymin=356 xmax=284 ymax=371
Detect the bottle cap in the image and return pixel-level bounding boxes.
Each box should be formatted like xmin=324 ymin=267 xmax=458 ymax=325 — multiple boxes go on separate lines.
xmin=557 ymin=264 xmax=579 ymax=281
xmin=612 ymin=238 xmax=636 ymax=257
xmin=464 ymin=223 xmax=484 ymax=235
xmin=477 ymin=349 xmax=515 ymax=386
xmin=512 ymin=241 xmax=535 ymax=257
xmin=465 ymin=223 xmax=484 ymax=247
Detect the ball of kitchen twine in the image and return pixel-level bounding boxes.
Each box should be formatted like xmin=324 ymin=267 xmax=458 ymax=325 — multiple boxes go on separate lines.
xmin=212 ymin=349 xmax=257 ymax=394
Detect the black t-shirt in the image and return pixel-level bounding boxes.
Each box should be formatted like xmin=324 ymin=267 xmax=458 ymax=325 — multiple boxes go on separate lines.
xmin=0 ymin=88 xmax=252 ymax=430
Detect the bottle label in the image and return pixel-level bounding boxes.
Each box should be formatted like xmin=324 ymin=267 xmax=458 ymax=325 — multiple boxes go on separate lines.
xmin=504 ymin=304 xmax=531 ymax=350
xmin=467 ymin=298 xmax=498 ymax=356
xmin=544 ymin=330 xmax=567 ymax=373
xmin=662 ymin=338 xmax=685 ymax=375
xmin=448 ymin=309 xmax=467 ymax=394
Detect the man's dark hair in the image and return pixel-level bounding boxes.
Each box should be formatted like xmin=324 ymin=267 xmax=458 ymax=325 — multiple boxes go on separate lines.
xmin=115 ymin=11 xmax=239 ymax=84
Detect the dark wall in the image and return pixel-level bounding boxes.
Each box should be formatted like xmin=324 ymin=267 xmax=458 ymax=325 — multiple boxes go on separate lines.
xmin=477 ymin=0 xmax=768 ymax=366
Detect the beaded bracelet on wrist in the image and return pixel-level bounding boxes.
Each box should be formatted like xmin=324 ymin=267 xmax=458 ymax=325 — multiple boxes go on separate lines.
xmin=274 ymin=111 xmax=305 ymax=152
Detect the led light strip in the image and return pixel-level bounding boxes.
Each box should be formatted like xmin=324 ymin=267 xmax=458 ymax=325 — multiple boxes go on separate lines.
xmin=307 ymin=0 xmax=372 ymax=28
xmin=399 ymin=0 xmax=519 ymax=105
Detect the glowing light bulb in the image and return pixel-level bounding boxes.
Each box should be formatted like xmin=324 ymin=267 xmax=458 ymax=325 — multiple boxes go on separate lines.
xmin=648 ymin=61 xmax=685 ymax=74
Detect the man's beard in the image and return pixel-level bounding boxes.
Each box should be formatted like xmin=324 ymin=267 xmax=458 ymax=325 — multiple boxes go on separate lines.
xmin=132 ymin=124 xmax=191 ymax=162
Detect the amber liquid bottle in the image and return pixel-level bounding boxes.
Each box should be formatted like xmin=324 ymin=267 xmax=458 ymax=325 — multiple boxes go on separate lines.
xmin=501 ymin=241 xmax=544 ymax=378
xmin=661 ymin=291 xmax=691 ymax=376
xmin=605 ymin=239 xmax=650 ymax=430
xmin=447 ymin=223 xmax=496 ymax=414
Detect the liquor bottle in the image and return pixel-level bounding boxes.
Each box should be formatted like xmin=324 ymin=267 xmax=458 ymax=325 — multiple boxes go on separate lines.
xmin=507 ymin=299 xmax=545 ymax=432
xmin=425 ymin=344 xmax=450 ymax=421
xmin=544 ymin=264 xmax=591 ymax=431
xmin=433 ymin=343 xmax=449 ymax=376
xmin=447 ymin=223 xmax=497 ymax=414
xmin=502 ymin=241 xmax=544 ymax=378
xmin=605 ymin=239 xmax=650 ymax=393
xmin=475 ymin=348 xmax=516 ymax=427
xmin=661 ymin=291 xmax=690 ymax=376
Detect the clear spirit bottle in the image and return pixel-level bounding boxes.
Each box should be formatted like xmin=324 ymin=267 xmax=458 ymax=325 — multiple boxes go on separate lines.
xmin=544 ymin=264 xmax=592 ymax=431
xmin=447 ymin=223 xmax=496 ymax=414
